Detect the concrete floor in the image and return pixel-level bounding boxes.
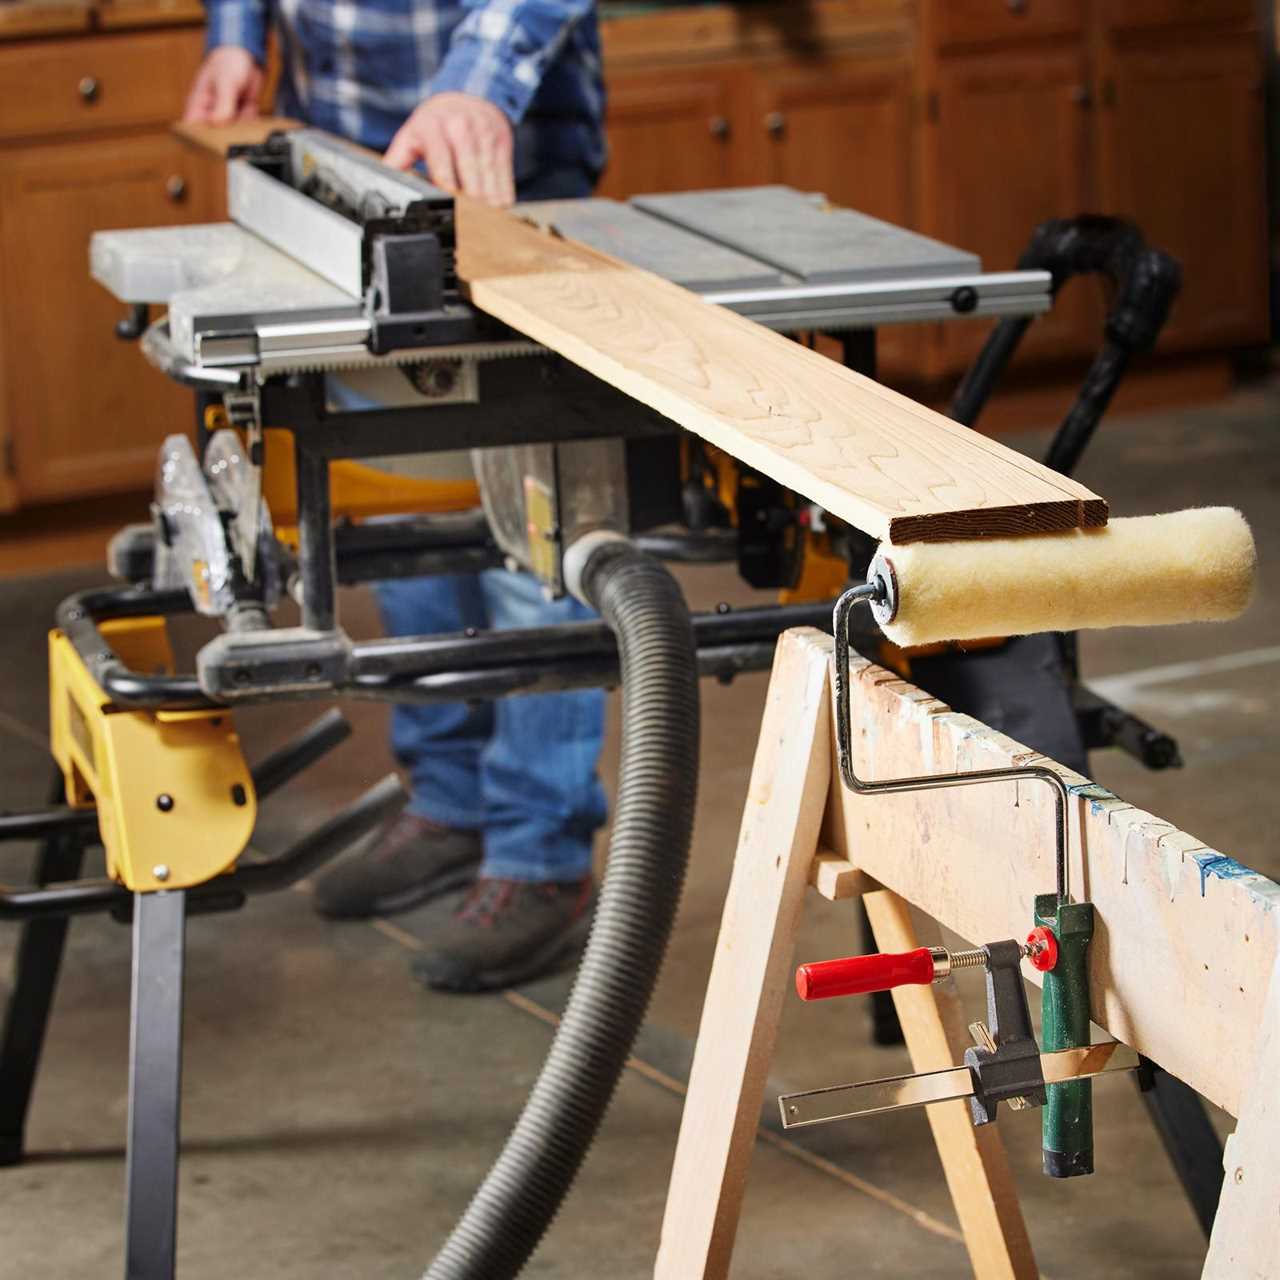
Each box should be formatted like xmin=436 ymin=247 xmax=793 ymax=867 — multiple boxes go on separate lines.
xmin=1 ymin=381 xmax=1277 ymax=1278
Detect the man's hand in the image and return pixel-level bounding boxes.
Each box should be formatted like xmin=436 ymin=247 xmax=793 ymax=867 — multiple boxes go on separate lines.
xmin=183 ymin=47 xmax=263 ymax=125
xmin=384 ymin=92 xmax=515 ymax=207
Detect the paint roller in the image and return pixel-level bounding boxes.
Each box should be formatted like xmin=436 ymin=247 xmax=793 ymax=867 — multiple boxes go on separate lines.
xmin=855 ymin=507 xmax=1256 ymax=648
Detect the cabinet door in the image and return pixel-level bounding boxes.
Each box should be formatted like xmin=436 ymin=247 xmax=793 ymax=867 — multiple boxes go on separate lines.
xmin=1095 ymin=32 xmax=1268 ymax=350
xmin=0 ymin=133 xmax=215 ymax=504
xmin=597 ymin=69 xmax=738 ymax=199
xmin=750 ymin=54 xmax=912 ymax=226
xmin=925 ymin=47 xmax=1094 ymax=372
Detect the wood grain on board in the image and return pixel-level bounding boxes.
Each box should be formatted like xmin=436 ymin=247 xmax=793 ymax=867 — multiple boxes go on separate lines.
xmin=456 ymin=198 xmax=1108 ymax=545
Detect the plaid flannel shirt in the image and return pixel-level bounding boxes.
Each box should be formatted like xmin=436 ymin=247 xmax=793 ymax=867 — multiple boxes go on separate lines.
xmin=205 ymin=0 xmax=606 ymax=182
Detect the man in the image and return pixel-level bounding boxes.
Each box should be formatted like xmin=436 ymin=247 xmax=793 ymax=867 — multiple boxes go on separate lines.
xmin=185 ymin=0 xmax=608 ymax=993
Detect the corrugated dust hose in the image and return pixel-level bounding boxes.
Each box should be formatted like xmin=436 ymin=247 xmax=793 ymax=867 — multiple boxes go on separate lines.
xmin=424 ymin=540 xmax=699 ymax=1278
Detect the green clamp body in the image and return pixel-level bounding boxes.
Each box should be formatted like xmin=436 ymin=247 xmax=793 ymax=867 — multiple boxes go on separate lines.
xmin=1035 ymin=893 xmax=1095 ymax=1178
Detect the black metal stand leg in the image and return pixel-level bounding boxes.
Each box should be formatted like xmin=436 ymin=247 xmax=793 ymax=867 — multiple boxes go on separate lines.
xmin=124 ymin=890 xmax=186 ymax=1280
xmin=294 ymin=442 xmax=337 ymax=633
xmin=0 ymin=772 xmax=88 ymax=1166
xmin=1135 ymin=1057 xmax=1224 ymax=1239
xmin=839 ymin=328 xmax=878 ymax=381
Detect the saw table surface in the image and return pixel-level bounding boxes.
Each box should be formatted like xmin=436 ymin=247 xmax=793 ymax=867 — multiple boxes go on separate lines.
xmin=91 ymin=140 xmax=1095 ymax=544
xmin=93 ymin=182 xmax=1051 ymax=363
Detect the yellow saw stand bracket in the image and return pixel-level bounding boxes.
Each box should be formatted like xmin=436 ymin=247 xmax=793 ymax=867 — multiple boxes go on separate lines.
xmin=47 ymin=617 xmax=257 ymax=893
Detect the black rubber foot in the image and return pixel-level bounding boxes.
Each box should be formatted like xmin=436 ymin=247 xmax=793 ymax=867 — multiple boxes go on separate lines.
xmin=1043 ymin=1147 xmax=1093 ymax=1178
xmin=0 ymin=1133 xmax=24 ymax=1167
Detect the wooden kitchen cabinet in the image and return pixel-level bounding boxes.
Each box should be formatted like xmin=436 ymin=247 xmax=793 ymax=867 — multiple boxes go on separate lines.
xmin=596 ymin=68 xmax=740 ymax=200
xmin=598 ymin=0 xmax=1268 ymax=396
xmin=0 ymin=13 xmax=214 ymax=512
xmin=0 ymin=133 xmax=217 ymax=503
xmin=1094 ymin=28 xmax=1269 ymax=350
xmin=925 ymin=45 xmax=1095 ymax=370
xmin=749 ymin=53 xmax=913 ymax=225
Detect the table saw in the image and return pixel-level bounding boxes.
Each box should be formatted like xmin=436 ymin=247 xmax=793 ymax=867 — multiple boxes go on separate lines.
xmin=2 ymin=125 xmax=1213 ymax=1280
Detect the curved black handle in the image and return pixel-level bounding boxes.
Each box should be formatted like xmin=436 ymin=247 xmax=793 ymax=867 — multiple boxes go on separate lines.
xmin=1015 ymin=215 xmax=1181 ymax=356
xmin=950 ymin=216 xmax=1182 ymax=473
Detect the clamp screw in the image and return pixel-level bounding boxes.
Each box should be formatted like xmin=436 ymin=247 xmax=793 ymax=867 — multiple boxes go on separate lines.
xmin=153 ymin=864 xmax=170 ymax=882
xmin=156 ymin=794 xmax=174 ymax=812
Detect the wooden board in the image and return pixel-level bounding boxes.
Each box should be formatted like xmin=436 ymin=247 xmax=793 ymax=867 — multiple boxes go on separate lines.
xmin=863 ymin=890 xmax=1038 ymax=1280
xmin=780 ymin=627 xmax=1280 ymax=1117
xmin=655 ymin=630 xmax=832 ymax=1279
xmin=172 ymin=117 xmax=301 ymax=156
xmin=456 ymin=198 xmax=1108 ymax=545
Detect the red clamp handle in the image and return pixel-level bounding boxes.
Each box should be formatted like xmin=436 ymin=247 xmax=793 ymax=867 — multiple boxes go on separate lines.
xmin=796 ymin=947 xmax=937 ymax=1001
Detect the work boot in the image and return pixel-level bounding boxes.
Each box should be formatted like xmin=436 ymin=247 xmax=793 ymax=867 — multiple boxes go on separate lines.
xmin=410 ymin=875 xmax=594 ymax=993
xmin=312 ymin=812 xmax=482 ymax=919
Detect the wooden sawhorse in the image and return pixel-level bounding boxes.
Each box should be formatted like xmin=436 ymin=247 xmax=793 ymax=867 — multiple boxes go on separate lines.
xmin=656 ymin=629 xmax=1280 ymax=1279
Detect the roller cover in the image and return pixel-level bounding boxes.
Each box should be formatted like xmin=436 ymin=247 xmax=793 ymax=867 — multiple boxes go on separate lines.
xmin=877 ymin=507 xmax=1256 ymax=647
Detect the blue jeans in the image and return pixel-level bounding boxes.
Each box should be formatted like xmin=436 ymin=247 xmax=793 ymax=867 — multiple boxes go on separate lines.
xmin=378 ymin=571 xmax=606 ymax=881
xmin=377 ymin=162 xmax=605 ymax=882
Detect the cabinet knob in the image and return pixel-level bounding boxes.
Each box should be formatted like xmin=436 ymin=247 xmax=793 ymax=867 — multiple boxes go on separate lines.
xmin=1070 ymin=84 xmax=1093 ymax=108
xmin=708 ymin=115 xmax=731 ymax=141
xmin=165 ymin=175 xmax=188 ymax=203
xmin=764 ymin=110 xmax=786 ymax=139
xmin=78 ymin=76 xmax=100 ymax=104
xmin=1006 ymin=0 xmax=1029 ymax=12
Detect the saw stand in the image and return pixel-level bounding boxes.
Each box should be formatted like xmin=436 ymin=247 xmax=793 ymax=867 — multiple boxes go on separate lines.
xmin=655 ymin=628 xmax=1280 ymax=1280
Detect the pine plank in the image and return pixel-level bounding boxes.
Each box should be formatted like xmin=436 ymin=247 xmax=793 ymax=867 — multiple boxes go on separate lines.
xmin=456 ymin=198 xmax=1108 ymax=545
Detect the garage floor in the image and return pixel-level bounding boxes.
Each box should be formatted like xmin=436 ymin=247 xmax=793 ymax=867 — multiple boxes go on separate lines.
xmin=1 ymin=381 xmax=1276 ymax=1279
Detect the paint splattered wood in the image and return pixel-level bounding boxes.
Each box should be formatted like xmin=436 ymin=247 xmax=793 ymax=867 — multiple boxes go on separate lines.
xmin=785 ymin=627 xmax=1278 ymax=1116
xmin=456 ymin=199 xmax=1107 ymax=544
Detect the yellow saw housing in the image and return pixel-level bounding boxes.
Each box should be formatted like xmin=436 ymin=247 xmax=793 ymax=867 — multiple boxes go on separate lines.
xmin=48 ymin=617 xmax=256 ymax=893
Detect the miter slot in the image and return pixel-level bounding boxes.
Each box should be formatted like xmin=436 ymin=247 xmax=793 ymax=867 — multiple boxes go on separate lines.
xmin=703 ymin=270 xmax=1054 ymax=331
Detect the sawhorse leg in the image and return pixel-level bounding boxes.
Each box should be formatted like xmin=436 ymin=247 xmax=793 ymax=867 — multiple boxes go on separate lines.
xmin=0 ymin=772 xmax=89 ymax=1166
xmin=125 ymin=889 xmax=186 ymax=1280
xmin=1202 ymin=950 xmax=1280 ymax=1279
xmin=862 ymin=889 xmax=1037 ymax=1279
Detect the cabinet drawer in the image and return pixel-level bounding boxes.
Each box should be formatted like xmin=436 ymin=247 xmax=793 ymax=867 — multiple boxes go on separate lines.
xmin=0 ymin=132 xmax=219 ymax=502
xmin=0 ymin=28 xmax=204 ymax=142
xmin=1100 ymin=1 xmax=1255 ymax=32
xmin=935 ymin=0 xmax=1084 ymax=49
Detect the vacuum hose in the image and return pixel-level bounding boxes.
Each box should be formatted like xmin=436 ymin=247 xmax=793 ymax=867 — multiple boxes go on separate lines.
xmin=424 ymin=538 xmax=699 ymax=1279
